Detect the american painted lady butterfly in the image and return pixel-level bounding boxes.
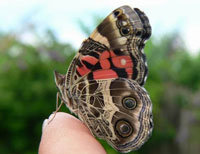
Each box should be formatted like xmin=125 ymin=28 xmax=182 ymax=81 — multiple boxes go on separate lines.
xmin=54 ymin=5 xmax=153 ymax=153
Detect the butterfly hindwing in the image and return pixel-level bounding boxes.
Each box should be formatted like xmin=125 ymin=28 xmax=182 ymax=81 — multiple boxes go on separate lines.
xmin=71 ymin=78 xmax=153 ymax=153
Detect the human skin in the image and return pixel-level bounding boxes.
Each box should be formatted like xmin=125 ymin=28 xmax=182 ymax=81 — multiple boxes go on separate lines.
xmin=39 ymin=112 xmax=106 ymax=154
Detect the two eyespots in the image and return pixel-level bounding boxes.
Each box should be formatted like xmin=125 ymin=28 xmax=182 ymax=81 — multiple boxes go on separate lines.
xmin=114 ymin=9 xmax=145 ymax=37
xmin=114 ymin=10 xmax=131 ymax=36
xmin=115 ymin=97 xmax=137 ymax=138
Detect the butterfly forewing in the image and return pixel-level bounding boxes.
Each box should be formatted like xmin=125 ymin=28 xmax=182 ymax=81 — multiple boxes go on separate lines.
xmin=66 ymin=5 xmax=151 ymax=88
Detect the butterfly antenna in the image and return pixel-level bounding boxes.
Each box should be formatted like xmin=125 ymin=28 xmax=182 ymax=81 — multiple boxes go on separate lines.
xmin=48 ymin=92 xmax=64 ymax=124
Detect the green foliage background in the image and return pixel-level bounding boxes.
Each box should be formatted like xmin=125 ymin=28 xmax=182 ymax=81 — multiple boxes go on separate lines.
xmin=0 ymin=21 xmax=200 ymax=154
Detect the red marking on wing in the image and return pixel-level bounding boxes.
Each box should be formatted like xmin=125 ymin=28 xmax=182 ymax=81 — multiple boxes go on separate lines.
xmin=81 ymin=56 xmax=98 ymax=65
xmin=76 ymin=50 xmax=134 ymax=79
xmin=126 ymin=68 xmax=133 ymax=78
xmin=93 ymin=69 xmax=118 ymax=79
xmin=112 ymin=56 xmax=133 ymax=68
xmin=100 ymin=51 xmax=110 ymax=59
xmin=77 ymin=65 xmax=90 ymax=76
xmin=100 ymin=59 xmax=110 ymax=69
xmin=110 ymin=50 xmax=117 ymax=57
xmin=77 ymin=56 xmax=98 ymax=76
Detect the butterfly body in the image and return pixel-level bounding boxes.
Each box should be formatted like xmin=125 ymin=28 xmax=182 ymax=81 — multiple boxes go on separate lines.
xmin=55 ymin=5 xmax=153 ymax=153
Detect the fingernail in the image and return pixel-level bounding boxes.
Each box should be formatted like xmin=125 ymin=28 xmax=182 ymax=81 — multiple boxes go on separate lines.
xmin=48 ymin=113 xmax=55 ymax=121
xmin=42 ymin=113 xmax=55 ymax=132
xmin=42 ymin=119 xmax=48 ymax=132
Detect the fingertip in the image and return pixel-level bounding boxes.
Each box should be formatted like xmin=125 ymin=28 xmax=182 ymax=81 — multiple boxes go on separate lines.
xmin=42 ymin=112 xmax=86 ymax=133
xmin=39 ymin=112 xmax=106 ymax=154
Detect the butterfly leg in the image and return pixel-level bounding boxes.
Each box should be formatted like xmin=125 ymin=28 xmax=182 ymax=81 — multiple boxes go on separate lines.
xmin=48 ymin=92 xmax=64 ymax=124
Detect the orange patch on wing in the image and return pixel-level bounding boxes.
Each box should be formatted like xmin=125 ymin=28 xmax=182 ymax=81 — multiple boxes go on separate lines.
xmin=77 ymin=65 xmax=90 ymax=76
xmin=112 ymin=56 xmax=133 ymax=68
xmin=100 ymin=59 xmax=110 ymax=69
xmin=126 ymin=68 xmax=133 ymax=74
xmin=93 ymin=69 xmax=118 ymax=79
xmin=126 ymin=68 xmax=133 ymax=78
xmin=110 ymin=50 xmax=116 ymax=57
xmin=81 ymin=56 xmax=98 ymax=65
xmin=100 ymin=51 xmax=110 ymax=59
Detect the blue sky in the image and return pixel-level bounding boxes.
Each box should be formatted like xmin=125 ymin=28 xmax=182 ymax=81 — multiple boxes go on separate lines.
xmin=0 ymin=0 xmax=200 ymax=54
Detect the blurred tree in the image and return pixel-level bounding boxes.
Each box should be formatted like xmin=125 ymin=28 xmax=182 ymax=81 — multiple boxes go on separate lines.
xmin=0 ymin=29 xmax=75 ymax=154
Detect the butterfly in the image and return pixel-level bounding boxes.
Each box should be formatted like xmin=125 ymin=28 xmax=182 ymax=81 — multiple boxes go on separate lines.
xmin=54 ymin=5 xmax=153 ymax=153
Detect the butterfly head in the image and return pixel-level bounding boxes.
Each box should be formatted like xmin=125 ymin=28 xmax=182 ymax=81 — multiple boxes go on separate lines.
xmin=54 ymin=71 xmax=72 ymax=105
xmin=54 ymin=71 xmax=65 ymax=92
